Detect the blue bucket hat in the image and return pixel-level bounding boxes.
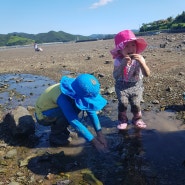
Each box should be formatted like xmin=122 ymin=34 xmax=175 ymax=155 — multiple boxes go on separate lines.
xmin=60 ymin=74 xmax=107 ymax=111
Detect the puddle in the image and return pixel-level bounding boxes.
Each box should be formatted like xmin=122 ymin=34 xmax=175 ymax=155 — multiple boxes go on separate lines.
xmin=0 ymin=73 xmax=185 ymax=184
xmin=103 ymin=102 xmax=185 ymax=184
xmin=142 ymin=111 xmax=185 ymax=184
xmin=0 ymin=74 xmax=56 ymax=148
xmin=0 ymin=73 xmax=56 ymax=110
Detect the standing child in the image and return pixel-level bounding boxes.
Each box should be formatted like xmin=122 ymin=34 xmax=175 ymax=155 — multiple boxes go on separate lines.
xmin=110 ymin=30 xmax=150 ymax=130
xmin=35 ymin=73 xmax=109 ymax=153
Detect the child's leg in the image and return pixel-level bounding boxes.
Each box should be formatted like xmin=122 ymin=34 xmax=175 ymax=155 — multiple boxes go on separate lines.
xmin=131 ymin=105 xmax=146 ymax=128
xmin=130 ymin=93 xmax=146 ymax=129
xmin=117 ymin=101 xmax=128 ymax=130
xmin=35 ymin=107 xmax=61 ymax=126
xmin=50 ymin=116 xmax=70 ymax=135
xmin=132 ymin=111 xmax=146 ymax=129
xmin=117 ymin=110 xmax=128 ymax=129
xmin=36 ymin=107 xmax=71 ymax=146
xmin=49 ymin=114 xmax=71 ymax=146
xmin=115 ymin=87 xmax=129 ymax=130
xmin=36 ymin=117 xmax=56 ymax=126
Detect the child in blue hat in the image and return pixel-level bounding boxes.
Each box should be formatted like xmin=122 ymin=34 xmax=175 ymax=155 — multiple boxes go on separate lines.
xmin=35 ymin=73 xmax=108 ymax=153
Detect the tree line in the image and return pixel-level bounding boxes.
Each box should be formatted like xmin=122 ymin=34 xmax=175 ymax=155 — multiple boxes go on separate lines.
xmin=139 ymin=11 xmax=185 ymax=32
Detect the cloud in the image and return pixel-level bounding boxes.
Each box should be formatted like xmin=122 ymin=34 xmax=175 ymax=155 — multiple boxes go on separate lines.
xmin=89 ymin=0 xmax=113 ymax=9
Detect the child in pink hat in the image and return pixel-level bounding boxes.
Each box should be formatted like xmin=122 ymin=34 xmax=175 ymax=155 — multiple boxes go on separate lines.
xmin=110 ymin=30 xmax=150 ymax=129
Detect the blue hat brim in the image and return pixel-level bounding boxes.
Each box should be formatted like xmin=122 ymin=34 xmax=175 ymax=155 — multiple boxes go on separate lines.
xmin=60 ymin=76 xmax=107 ymax=111
xmin=60 ymin=76 xmax=76 ymax=98
xmin=75 ymin=94 xmax=107 ymax=111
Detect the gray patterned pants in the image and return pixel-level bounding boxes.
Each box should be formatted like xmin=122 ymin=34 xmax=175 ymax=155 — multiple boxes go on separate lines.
xmin=115 ymin=80 xmax=143 ymax=113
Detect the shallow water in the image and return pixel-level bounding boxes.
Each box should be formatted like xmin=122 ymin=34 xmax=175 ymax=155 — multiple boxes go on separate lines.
xmin=104 ymin=103 xmax=185 ymax=184
xmin=142 ymin=111 xmax=185 ymax=184
xmin=0 ymin=73 xmax=56 ymax=111
xmin=0 ymin=73 xmax=185 ymax=184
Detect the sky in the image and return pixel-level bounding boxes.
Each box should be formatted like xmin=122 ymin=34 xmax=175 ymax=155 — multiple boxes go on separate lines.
xmin=1 ymin=0 xmax=185 ymax=36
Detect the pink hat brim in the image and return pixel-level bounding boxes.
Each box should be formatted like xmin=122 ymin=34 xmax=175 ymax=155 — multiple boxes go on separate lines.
xmin=110 ymin=38 xmax=147 ymax=59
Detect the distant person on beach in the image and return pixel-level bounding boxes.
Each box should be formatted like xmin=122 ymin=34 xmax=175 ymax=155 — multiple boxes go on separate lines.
xmin=110 ymin=30 xmax=150 ymax=130
xmin=34 ymin=42 xmax=43 ymax=51
xmin=35 ymin=73 xmax=109 ymax=153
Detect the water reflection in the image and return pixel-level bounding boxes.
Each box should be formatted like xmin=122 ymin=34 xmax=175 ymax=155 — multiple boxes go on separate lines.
xmin=0 ymin=73 xmax=56 ymax=110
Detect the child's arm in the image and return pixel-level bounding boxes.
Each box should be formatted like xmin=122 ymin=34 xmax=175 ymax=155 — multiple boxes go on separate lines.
xmin=132 ymin=54 xmax=150 ymax=77
xmin=87 ymin=111 xmax=108 ymax=148
xmin=57 ymin=94 xmax=108 ymax=153
xmin=57 ymin=94 xmax=94 ymax=141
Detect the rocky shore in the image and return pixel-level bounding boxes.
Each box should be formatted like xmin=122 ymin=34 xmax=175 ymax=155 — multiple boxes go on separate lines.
xmin=0 ymin=32 xmax=185 ymax=118
xmin=0 ymin=32 xmax=185 ymax=185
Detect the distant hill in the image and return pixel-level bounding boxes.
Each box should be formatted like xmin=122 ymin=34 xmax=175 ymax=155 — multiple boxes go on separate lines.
xmin=0 ymin=31 xmax=115 ymax=47
xmin=0 ymin=31 xmax=88 ymax=47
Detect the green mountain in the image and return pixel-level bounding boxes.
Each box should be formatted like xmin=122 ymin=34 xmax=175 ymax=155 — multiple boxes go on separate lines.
xmin=0 ymin=30 xmax=115 ymax=47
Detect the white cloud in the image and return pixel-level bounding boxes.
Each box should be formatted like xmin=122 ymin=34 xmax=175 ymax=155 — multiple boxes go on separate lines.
xmin=90 ymin=0 xmax=113 ymax=9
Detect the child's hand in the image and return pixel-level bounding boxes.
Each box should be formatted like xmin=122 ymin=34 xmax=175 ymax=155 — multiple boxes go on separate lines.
xmin=130 ymin=54 xmax=150 ymax=77
xmin=123 ymin=55 xmax=132 ymax=66
xmin=130 ymin=54 xmax=145 ymax=64
xmin=91 ymin=137 xmax=109 ymax=154
xmin=97 ymin=132 xmax=108 ymax=148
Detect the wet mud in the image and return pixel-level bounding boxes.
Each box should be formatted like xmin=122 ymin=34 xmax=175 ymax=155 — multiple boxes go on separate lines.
xmin=0 ymin=73 xmax=185 ymax=184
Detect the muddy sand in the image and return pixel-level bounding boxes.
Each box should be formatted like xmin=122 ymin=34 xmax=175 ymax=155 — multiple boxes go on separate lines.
xmin=0 ymin=32 xmax=185 ymax=185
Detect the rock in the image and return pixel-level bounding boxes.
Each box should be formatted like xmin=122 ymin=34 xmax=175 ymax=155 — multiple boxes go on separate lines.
xmin=82 ymin=169 xmax=103 ymax=185
xmin=98 ymin=73 xmax=105 ymax=78
xmin=178 ymin=72 xmax=185 ymax=76
xmin=104 ymin=60 xmax=112 ymax=64
xmin=8 ymin=182 xmax=20 ymax=185
xmin=181 ymin=47 xmax=185 ymax=51
xmin=3 ymin=106 xmax=35 ymax=137
xmin=56 ymin=179 xmax=72 ymax=185
xmin=166 ymin=86 xmax=173 ymax=92
xmin=160 ymin=43 xmax=166 ymax=48
xmin=152 ymin=99 xmax=160 ymax=104
xmin=46 ymin=173 xmax=54 ymax=180
xmin=106 ymin=86 xmax=115 ymax=94
xmin=18 ymin=153 xmax=37 ymax=167
xmin=5 ymin=149 xmax=17 ymax=159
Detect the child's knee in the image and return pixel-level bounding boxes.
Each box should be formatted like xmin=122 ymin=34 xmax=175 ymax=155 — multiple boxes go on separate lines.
xmin=37 ymin=119 xmax=55 ymax=126
xmin=131 ymin=105 xmax=141 ymax=113
xmin=118 ymin=103 xmax=127 ymax=111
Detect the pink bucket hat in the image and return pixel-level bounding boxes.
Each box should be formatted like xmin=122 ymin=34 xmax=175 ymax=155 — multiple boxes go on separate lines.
xmin=110 ymin=30 xmax=147 ymax=59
